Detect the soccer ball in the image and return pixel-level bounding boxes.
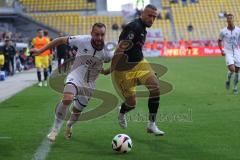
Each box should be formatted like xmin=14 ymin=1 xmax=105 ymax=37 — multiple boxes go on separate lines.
xmin=112 ymin=134 xmax=133 ymax=153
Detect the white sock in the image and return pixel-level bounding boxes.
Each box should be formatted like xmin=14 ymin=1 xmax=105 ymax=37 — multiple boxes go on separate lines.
xmin=53 ymin=102 xmax=68 ymax=131
xmin=227 ymin=71 xmax=233 ymax=82
xmin=233 ymin=73 xmax=239 ymax=89
xmin=67 ymin=112 xmax=81 ymax=128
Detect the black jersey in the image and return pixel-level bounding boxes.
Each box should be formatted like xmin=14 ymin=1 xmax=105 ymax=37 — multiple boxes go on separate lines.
xmin=118 ymin=18 xmax=147 ymax=62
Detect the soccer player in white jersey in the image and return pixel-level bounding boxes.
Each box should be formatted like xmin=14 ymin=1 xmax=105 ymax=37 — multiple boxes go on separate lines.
xmin=30 ymin=23 xmax=112 ymax=141
xmin=218 ymin=14 xmax=240 ymax=94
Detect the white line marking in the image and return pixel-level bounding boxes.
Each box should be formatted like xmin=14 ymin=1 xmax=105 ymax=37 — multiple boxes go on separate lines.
xmin=0 ymin=137 xmax=11 ymax=139
xmin=31 ymin=137 xmax=52 ymax=160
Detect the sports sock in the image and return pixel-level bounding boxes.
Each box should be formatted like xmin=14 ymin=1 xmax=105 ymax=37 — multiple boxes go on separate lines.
xmin=67 ymin=110 xmax=81 ymax=128
xmin=37 ymin=71 xmax=41 ymax=82
xmin=53 ymin=102 xmax=68 ymax=131
xmin=120 ymin=103 xmax=135 ymax=114
xmin=233 ymin=73 xmax=239 ymax=89
xmin=44 ymin=69 xmax=48 ymax=81
xmin=148 ymin=97 xmax=160 ymax=122
xmin=227 ymin=71 xmax=233 ymax=83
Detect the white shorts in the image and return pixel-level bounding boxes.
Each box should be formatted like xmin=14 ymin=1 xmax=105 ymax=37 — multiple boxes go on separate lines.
xmin=225 ymin=51 xmax=240 ymax=67
xmin=65 ymin=75 xmax=96 ymax=111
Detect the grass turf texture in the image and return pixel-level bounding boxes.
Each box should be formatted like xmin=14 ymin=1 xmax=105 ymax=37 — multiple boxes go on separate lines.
xmin=0 ymin=57 xmax=239 ymax=160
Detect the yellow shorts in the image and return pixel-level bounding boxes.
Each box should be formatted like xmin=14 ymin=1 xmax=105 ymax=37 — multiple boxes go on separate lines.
xmin=35 ymin=56 xmax=49 ymax=68
xmin=0 ymin=55 xmax=4 ymax=66
xmin=112 ymin=59 xmax=155 ymax=98
xmin=48 ymin=54 xmax=53 ymax=63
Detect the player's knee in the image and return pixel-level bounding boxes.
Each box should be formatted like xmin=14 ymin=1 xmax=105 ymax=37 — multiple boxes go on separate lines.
xmin=149 ymin=85 xmax=160 ymax=97
xmin=72 ymin=106 xmax=82 ymax=113
xmin=126 ymin=98 xmax=136 ymax=107
xmin=229 ymin=66 xmax=235 ymax=72
xmin=62 ymin=93 xmax=74 ymax=105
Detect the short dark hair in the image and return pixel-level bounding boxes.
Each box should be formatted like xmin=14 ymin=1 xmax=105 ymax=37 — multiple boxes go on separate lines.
xmin=37 ymin=28 xmax=43 ymax=32
xmin=226 ymin=13 xmax=234 ymax=17
xmin=145 ymin=4 xmax=157 ymax=11
xmin=92 ymin=22 xmax=106 ymax=31
xmin=43 ymin=30 xmax=48 ymax=36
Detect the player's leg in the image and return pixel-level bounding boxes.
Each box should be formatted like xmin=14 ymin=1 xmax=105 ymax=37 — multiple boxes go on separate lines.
xmin=137 ymin=60 xmax=164 ymax=135
xmin=42 ymin=56 xmax=49 ymax=86
xmin=143 ymin=74 xmax=164 ymax=136
xmin=226 ymin=64 xmax=235 ymax=90
xmin=48 ymin=54 xmax=53 ymax=74
xmin=118 ymin=95 xmax=136 ymax=129
xmin=113 ymin=71 xmax=136 ymax=129
xmin=35 ymin=56 xmax=42 ymax=86
xmin=64 ymin=95 xmax=87 ymax=139
xmin=225 ymin=54 xmax=235 ymax=90
xmin=233 ymin=66 xmax=239 ymax=94
xmin=47 ymin=83 xmax=77 ymax=141
xmin=233 ymin=54 xmax=240 ymax=94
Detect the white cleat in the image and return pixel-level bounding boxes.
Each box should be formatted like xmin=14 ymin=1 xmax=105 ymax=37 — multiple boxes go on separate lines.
xmin=43 ymin=80 xmax=48 ymax=87
xmin=47 ymin=129 xmax=58 ymax=142
xmin=118 ymin=107 xmax=127 ymax=129
xmin=147 ymin=122 xmax=165 ymax=136
xmin=233 ymin=88 xmax=238 ymax=95
xmin=64 ymin=127 xmax=72 ymax=140
xmin=38 ymin=82 xmax=43 ymax=87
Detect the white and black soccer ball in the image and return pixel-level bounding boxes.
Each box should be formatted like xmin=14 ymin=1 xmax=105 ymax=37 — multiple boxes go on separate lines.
xmin=112 ymin=134 xmax=133 ymax=153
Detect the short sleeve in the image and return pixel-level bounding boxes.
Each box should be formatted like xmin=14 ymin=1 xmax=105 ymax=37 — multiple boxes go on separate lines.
xmin=67 ymin=35 xmax=85 ymax=47
xmin=119 ymin=24 xmax=137 ymax=42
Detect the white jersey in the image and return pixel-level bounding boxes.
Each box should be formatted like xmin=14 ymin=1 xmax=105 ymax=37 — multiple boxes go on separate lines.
xmin=219 ymin=26 xmax=240 ymax=53
xmin=66 ymin=35 xmax=112 ymax=87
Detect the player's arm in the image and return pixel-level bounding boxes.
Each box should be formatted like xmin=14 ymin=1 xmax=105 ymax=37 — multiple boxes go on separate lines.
xmin=218 ymin=31 xmax=225 ymax=56
xmin=101 ymin=67 xmax=111 ymax=75
xmin=30 ymin=37 xmax=68 ymax=56
xmin=109 ymin=25 xmax=136 ymax=73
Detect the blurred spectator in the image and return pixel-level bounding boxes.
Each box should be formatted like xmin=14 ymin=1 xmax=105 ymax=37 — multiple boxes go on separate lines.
xmin=182 ymin=0 xmax=187 ymax=6
xmin=169 ymin=0 xmax=178 ymax=4
xmin=190 ymin=0 xmax=198 ymax=4
xmin=0 ymin=46 xmax=4 ymax=71
xmin=44 ymin=30 xmax=53 ymax=74
xmin=112 ymin=23 xmax=119 ymax=31
xmin=56 ymin=32 xmax=71 ymax=74
xmin=187 ymin=23 xmax=193 ymax=32
xmin=3 ymin=37 xmax=16 ymax=76
xmin=152 ymin=40 xmax=158 ymax=50
xmin=121 ymin=23 xmax=126 ymax=30
xmin=157 ymin=12 xmax=162 ymax=20
xmin=165 ymin=11 xmax=171 ymax=20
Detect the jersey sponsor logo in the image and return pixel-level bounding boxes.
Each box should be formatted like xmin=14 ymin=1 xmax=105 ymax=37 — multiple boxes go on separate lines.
xmin=127 ymin=32 xmax=135 ymax=40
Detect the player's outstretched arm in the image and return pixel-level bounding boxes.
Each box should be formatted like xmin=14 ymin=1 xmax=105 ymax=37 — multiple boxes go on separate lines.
xmin=218 ymin=39 xmax=224 ymax=56
xmin=30 ymin=37 xmax=68 ymax=56
xmin=101 ymin=67 xmax=111 ymax=75
xmin=110 ymin=40 xmax=132 ymax=73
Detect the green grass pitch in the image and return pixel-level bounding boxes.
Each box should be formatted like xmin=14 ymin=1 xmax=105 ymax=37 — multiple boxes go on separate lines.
xmin=0 ymin=57 xmax=239 ymax=160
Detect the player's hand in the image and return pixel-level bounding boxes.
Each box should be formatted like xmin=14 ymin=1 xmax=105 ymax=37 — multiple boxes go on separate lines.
xmin=101 ymin=68 xmax=110 ymax=75
xmin=221 ymin=50 xmax=225 ymax=56
xmin=30 ymin=48 xmax=41 ymax=56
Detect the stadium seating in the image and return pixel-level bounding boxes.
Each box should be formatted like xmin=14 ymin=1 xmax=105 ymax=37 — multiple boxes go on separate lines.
xmin=20 ymin=0 xmax=96 ymax=12
xmin=162 ymin=0 xmax=240 ymax=40
xmin=30 ymin=11 xmax=172 ymax=41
